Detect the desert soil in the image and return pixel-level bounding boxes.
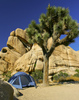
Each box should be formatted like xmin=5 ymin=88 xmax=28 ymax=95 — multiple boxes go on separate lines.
xmin=17 ymin=83 xmax=79 ymax=100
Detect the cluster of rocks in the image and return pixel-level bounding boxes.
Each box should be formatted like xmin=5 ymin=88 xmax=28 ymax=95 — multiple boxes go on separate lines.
xmin=0 ymin=28 xmax=79 ymax=81
xmin=0 ymin=28 xmax=31 ymax=78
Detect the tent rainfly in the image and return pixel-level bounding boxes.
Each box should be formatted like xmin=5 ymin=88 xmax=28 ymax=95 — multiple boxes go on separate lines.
xmin=8 ymin=72 xmax=36 ymax=89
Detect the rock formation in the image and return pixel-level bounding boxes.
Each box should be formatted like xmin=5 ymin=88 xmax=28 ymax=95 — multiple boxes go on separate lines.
xmin=14 ymin=43 xmax=79 ymax=78
xmin=14 ymin=43 xmax=43 ymax=73
xmin=7 ymin=28 xmax=31 ymax=55
xmin=0 ymin=28 xmax=31 ymax=78
xmin=0 ymin=28 xmax=79 ymax=81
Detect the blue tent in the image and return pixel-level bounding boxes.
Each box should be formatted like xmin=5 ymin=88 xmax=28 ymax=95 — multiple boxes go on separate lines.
xmin=8 ymin=72 xmax=36 ymax=89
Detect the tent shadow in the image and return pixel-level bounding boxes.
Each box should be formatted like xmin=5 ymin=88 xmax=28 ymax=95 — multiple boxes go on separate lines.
xmin=19 ymin=91 xmax=23 ymax=96
xmin=22 ymin=85 xmax=37 ymax=89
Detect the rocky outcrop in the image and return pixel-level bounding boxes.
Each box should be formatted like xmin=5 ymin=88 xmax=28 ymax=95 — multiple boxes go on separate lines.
xmin=7 ymin=28 xmax=31 ymax=55
xmin=1 ymin=47 xmax=21 ymax=66
xmin=0 ymin=47 xmax=21 ymax=78
xmin=49 ymin=45 xmax=79 ymax=76
xmin=7 ymin=36 xmax=27 ymax=55
xmin=14 ymin=43 xmax=79 ymax=81
xmin=14 ymin=43 xmax=43 ymax=74
xmin=0 ymin=28 xmax=31 ymax=78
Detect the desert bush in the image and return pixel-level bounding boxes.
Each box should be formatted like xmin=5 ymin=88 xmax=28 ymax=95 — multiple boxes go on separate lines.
xmin=53 ymin=70 xmax=79 ymax=83
xmin=74 ymin=69 xmax=79 ymax=77
xmin=75 ymin=69 xmax=79 ymax=73
xmin=74 ymin=73 xmax=79 ymax=77
xmin=3 ymin=71 xmax=11 ymax=81
xmin=53 ymin=72 xmax=68 ymax=82
xmin=31 ymin=70 xmax=43 ymax=83
xmin=53 ymin=75 xmax=79 ymax=83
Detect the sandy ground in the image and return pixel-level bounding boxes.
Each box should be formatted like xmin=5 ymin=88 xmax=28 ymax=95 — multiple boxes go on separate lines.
xmin=17 ymin=83 xmax=79 ymax=100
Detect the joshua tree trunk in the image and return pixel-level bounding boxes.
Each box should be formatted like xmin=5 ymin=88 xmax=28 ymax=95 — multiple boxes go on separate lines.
xmin=43 ymin=54 xmax=49 ymax=86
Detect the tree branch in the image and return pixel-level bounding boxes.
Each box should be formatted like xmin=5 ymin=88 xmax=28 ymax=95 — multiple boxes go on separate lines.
xmin=59 ymin=35 xmax=68 ymax=44
xmin=56 ymin=32 xmax=73 ymax=46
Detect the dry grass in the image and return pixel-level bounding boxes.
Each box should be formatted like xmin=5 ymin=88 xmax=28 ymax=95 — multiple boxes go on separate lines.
xmin=66 ymin=76 xmax=79 ymax=81
xmin=53 ymin=76 xmax=79 ymax=83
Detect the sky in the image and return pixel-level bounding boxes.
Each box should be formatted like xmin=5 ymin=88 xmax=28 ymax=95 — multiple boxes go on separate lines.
xmin=0 ymin=0 xmax=79 ymax=51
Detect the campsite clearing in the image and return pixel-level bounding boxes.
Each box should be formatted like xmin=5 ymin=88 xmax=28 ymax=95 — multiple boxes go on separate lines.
xmin=18 ymin=83 xmax=79 ymax=100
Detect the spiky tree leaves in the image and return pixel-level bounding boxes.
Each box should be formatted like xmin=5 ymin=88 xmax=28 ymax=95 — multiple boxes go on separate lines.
xmin=26 ymin=5 xmax=79 ymax=86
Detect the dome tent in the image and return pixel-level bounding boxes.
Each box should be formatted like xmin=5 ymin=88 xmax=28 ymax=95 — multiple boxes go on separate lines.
xmin=8 ymin=72 xmax=36 ymax=89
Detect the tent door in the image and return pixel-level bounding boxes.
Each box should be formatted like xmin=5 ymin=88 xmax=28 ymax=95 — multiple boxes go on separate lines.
xmin=12 ymin=76 xmax=22 ymax=89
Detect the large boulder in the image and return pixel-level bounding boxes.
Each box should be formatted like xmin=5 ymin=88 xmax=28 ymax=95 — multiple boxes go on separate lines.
xmin=6 ymin=81 xmax=20 ymax=98
xmin=49 ymin=45 xmax=79 ymax=75
xmin=7 ymin=36 xmax=27 ymax=55
xmin=0 ymin=79 xmax=14 ymax=100
xmin=14 ymin=43 xmax=43 ymax=73
xmin=0 ymin=47 xmax=21 ymax=71
xmin=0 ymin=79 xmax=20 ymax=100
xmin=7 ymin=28 xmax=31 ymax=55
xmin=15 ymin=28 xmax=28 ymax=43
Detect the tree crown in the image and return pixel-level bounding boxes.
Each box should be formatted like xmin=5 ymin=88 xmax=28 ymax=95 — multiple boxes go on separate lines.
xmin=26 ymin=5 xmax=79 ymax=54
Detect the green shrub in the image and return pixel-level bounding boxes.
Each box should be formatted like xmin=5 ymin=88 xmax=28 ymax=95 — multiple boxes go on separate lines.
xmin=53 ymin=72 xmax=69 ymax=82
xmin=31 ymin=70 xmax=43 ymax=83
xmin=3 ymin=71 xmax=11 ymax=81
xmin=53 ymin=74 xmax=59 ymax=81
xmin=74 ymin=73 xmax=79 ymax=77
xmin=73 ymin=69 xmax=79 ymax=77
xmin=53 ymin=70 xmax=79 ymax=83
xmin=75 ymin=69 xmax=79 ymax=73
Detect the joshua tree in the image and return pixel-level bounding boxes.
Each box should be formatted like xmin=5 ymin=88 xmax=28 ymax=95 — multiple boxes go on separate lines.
xmin=26 ymin=5 xmax=79 ymax=86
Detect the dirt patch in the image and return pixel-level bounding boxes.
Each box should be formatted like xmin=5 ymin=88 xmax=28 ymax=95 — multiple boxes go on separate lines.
xmin=17 ymin=83 xmax=79 ymax=100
